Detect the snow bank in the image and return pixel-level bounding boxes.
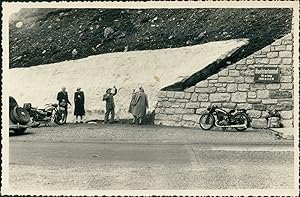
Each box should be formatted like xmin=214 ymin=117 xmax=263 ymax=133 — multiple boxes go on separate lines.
xmin=8 ymin=39 xmax=247 ymax=122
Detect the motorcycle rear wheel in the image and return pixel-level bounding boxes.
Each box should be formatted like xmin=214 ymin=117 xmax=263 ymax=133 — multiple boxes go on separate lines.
xmin=234 ymin=113 xmax=248 ymax=131
xmin=199 ymin=113 xmax=215 ymax=130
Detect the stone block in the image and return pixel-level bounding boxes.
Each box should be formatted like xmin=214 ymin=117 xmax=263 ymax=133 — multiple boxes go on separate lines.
xmin=267 ymin=52 xmax=278 ymax=58
xmin=155 ymin=108 xmax=160 ymax=114
xmin=251 ymin=84 xmax=266 ymax=90
xmin=262 ymin=99 xmax=278 ymax=104
xmin=274 ymin=101 xmax=293 ymax=111
xmin=197 ymin=94 xmax=209 ymax=101
xmin=248 ymin=99 xmax=261 ymax=104
xmin=279 ymin=51 xmax=292 ymax=58
xmin=219 ymin=77 xmax=235 ymax=83
xmin=280 ymin=111 xmax=293 ymax=120
xmin=177 ymin=99 xmax=189 ymax=103
xmin=266 ymin=84 xmax=280 ymax=90
xmin=281 ymin=119 xmax=293 ymax=127
xmin=269 ymin=58 xmax=281 ymax=64
xmin=158 ymin=91 xmax=167 ymax=98
xmin=155 ymin=114 xmax=167 ymax=120
xmin=280 ymin=76 xmax=293 ymax=83
xmin=231 ymin=92 xmax=247 ymax=103
xmin=169 ymin=98 xmax=176 ymax=102
xmin=218 ymin=69 xmax=229 ymax=76
xmin=253 ymin=104 xmax=267 ymax=110
xmin=271 ymin=39 xmax=282 ymax=46
xmin=207 ymin=74 xmax=218 ymax=80
xmin=175 ymin=108 xmax=194 ymax=114
xmin=227 ymin=84 xmax=237 ymax=93
xmin=241 ymin=69 xmax=254 ymax=77
xmin=237 ymin=103 xmax=253 ymax=110
xmin=209 ymin=93 xmax=231 ymax=103
xmin=209 ymin=79 xmax=218 ymax=84
xmin=281 ymin=58 xmax=293 ymax=65
xmin=238 ymin=84 xmax=250 ymax=91
xmin=165 ymin=114 xmax=182 ymax=122
xmin=195 ymin=87 xmax=217 ymax=93
xmin=246 ymin=58 xmax=255 ymax=65
xmin=248 ymin=110 xmax=262 ymax=118
xmin=162 ymin=97 xmax=169 ymax=101
xmin=235 ymin=64 xmax=247 ymax=70
xmin=235 ymin=76 xmax=245 ymax=83
xmin=179 ymin=103 xmax=186 ymax=109
xmin=228 ymin=70 xmax=240 ymax=77
xmin=174 ymin=91 xmax=185 ymax=99
xmin=196 ymin=80 xmax=209 ymax=88
xmin=201 ymin=102 xmax=211 ymax=108
xmin=274 ymin=45 xmax=286 ymax=51
xmin=185 ymin=102 xmax=200 ymax=109
xmin=217 ymin=87 xmax=227 ymax=93
xmin=222 ymin=103 xmax=236 ymax=109
xmin=261 ymin=46 xmax=271 ymax=53
xmin=181 ymin=120 xmax=197 ymax=128
xmin=185 ymin=86 xmax=195 ymax=93
xmin=228 ymin=64 xmax=236 ymax=70
xmin=162 ymin=101 xmax=172 ymax=108
xmin=286 ymin=45 xmax=293 ymax=51
xmin=245 ymin=77 xmax=254 ymax=84
xmin=257 ymin=90 xmax=270 ymax=99
xmin=280 ymin=83 xmax=293 ymax=90
xmin=255 ymin=58 xmax=269 ymax=64
xmin=196 ymin=108 xmax=208 ymax=115
xmin=171 ymin=103 xmax=181 ymax=108
xmin=248 ymin=92 xmax=256 ymax=99
xmin=184 ymin=92 xmax=191 ymax=99
xmin=270 ymin=90 xmax=292 ymax=99
xmin=182 ymin=114 xmax=200 ymax=123
xmin=215 ymin=83 xmax=224 ymax=87
xmin=165 ymin=108 xmax=175 ymax=115
xmin=190 ymin=93 xmax=198 ymax=102
xmin=251 ymin=119 xmax=268 ymax=128
xmin=166 ymin=91 xmax=175 ymax=98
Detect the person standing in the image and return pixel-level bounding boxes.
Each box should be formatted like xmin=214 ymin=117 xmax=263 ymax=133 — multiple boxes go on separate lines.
xmin=74 ymin=87 xmax=85 ymax=123
xmin=57 ymin=86 xmax=72 ymax=119
xmin=128 ymin=89 xmax=138 ymax=124
xmin=102 ymin=86 xmax=117 ymax=123
xmin=133 ymin=87 xmax=149 ymax=124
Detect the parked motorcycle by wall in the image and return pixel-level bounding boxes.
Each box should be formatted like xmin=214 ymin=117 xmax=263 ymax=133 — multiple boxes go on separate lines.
xmin=199 ymin=105 xmax=251 ymax=131
xmin=24 ymin=103 xmax=67 ymax=126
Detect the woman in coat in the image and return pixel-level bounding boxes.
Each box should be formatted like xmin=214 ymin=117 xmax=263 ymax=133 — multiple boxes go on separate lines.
xmin=132 ymin=87 xmax=149 ymax=124
xmin=128 ymin=89 xmax=138 ymax=124
xmin=74 ymin=87 xmax=85 ymax=123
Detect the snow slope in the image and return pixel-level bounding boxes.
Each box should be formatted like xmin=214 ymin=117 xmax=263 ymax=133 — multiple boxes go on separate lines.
xmin=8 ymin=39 xmax=247 ymax=122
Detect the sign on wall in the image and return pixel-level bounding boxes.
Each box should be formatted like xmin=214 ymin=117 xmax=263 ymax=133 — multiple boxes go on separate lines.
xmin=254 ymin=67 xmax=280 ymax=83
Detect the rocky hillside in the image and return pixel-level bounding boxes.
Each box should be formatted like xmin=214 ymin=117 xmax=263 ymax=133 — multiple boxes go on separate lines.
xmin=10 ymin=8 xmax=292 ymax=72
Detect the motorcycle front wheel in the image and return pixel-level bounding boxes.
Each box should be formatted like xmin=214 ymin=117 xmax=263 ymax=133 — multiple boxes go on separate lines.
xmin=233 ymin=113 xmax=249 ymax=131
xmin=54 ymin=110 xmax=67 ymax=125
xmin=199 ymin=113 xmax=215 ymax=130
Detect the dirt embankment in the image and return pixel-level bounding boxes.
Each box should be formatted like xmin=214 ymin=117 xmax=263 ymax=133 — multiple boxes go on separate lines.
xmin=10 ymin=8 xmax=292 ymax=74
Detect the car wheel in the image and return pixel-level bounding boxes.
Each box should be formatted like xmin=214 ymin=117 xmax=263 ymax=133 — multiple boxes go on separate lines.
xmin=11 ymin=107 xmax=30 ymax=125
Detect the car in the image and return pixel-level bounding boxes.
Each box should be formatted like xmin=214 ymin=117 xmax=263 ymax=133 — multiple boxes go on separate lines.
xmin=9 ymin=96 xmax=31 ymax=134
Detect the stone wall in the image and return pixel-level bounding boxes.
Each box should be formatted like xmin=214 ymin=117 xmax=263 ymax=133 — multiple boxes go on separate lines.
xmin=154 ymin=33 xmax=294 ymax=128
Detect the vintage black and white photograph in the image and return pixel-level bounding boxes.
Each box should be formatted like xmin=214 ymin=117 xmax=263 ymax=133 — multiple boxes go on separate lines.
xmin=1 ymin=1 xmax=299 ymax=196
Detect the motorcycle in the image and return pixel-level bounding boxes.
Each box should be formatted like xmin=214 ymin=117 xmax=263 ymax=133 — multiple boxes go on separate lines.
xmin=23 ymin=102 xmax=67 ymax=126
xmin=199 ymin=105 xmax=251 ymax=131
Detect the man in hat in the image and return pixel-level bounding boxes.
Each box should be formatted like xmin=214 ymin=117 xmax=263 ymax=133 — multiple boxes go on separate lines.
xmin=57 ymin=86 xmax=72 ymax=119
xmin=102 ymin=86 xmax=117 ymax=123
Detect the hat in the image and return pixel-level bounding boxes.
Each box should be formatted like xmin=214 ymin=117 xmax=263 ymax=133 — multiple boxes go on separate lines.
xmin=77 ymin=87 xmax=81 ymax=91
xmin=106 ymin=88 xmax=112 ymax=92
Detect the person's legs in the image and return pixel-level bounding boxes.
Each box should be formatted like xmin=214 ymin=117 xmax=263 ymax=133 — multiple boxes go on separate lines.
xmin=131 ymin=116 xmax=136 ymax=124
xmin=80 ymin=116 xmax=83 ymax=123
xmin=75 ymin=115 xmax=78 ymax=123
xmin=110 ymin=108 xmax=115 ymax=123
xmin=104 ymin=108 xmax=110 ymax=123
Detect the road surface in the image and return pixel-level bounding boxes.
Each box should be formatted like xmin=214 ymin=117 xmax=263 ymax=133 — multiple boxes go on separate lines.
xmin=9 ymin=123 xmax=295 ymax=190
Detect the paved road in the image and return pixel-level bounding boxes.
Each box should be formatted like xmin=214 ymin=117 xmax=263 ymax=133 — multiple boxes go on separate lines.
xmin=9 ymin=124 xmax=295 ymax=191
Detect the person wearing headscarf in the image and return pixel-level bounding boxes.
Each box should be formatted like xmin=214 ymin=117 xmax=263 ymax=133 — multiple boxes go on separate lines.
xmin=57 ymin=86 xmax=71 ymax=118
xmin=102 ymin=86 xmax=117 ymax=123
xmin=128 ymin=89 xmax=138 ymax=124
xmin=74 ymin=87 xmax=85 ymax=123
xmin=132 ymin=87 xmax=149 ymax=124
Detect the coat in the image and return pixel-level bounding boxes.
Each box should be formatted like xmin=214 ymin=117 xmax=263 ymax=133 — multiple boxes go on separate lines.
xmin=74 ymin=91 xmax=85 ymax=116
xmin=102 ymin=88 xmax=117 ymax=109
xmin=128 ymin=92 xmax=138 ymax=114
xmin=57 ymin=91 xmax=71 ymax=108
xmin=132 ymin=92 xmax=149 ymax=118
